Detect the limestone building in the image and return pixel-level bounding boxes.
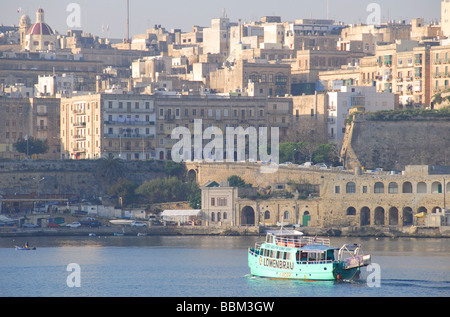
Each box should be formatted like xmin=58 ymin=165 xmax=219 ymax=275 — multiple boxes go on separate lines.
xmin=60 ymin=94 xmax=157 ymax=160
xmin=0 ymin=97 xmax=61 ymax=159
xmin=442 ymin=0 xmax=450 ymax=38
xmin=60 ymin=92 xmax=292 ymax=161
xmin=188 ymin=162 xmax=450 ymax=230
xmin=327 ymin=86 xmax=397 ymax=145
xmin=209 ymin=59 xmax=291 ymax=97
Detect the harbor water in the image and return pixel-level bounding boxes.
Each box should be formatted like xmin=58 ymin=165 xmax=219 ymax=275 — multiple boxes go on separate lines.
xmin=1 ymin=235 xmax=449 ymax=297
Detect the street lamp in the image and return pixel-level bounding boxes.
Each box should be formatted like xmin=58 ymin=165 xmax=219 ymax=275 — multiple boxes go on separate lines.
xmin=32 ymin=177 xmax=45 ymax=212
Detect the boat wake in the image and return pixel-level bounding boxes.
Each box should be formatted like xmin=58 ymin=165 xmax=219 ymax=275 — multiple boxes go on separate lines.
xmin=381 ymin=278 xmax=450 ymax=291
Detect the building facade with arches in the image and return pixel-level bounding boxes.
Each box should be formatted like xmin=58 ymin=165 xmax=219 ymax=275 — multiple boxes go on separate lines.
xmin=193 ymin=163 xmax=449 ymax=230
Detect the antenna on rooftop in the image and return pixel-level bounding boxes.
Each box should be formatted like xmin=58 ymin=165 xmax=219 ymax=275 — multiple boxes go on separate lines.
xmin=126 ymin=0 xmax=130 ymax=44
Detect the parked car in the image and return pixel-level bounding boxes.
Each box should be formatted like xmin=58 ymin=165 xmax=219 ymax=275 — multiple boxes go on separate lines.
xmin=315 ymin=163 xmax=328 ymax=169
xmin=47 ymin=223 xmax=60 ymax=228
xmin=23 ymin=223 xmax=39 ymax=228
xmin=299 ymin=162 xmax=313 ymax=168
xmin=131 ymin=221 xmax=148 ymax=227
xmin=66 ymin=222 xmax=81 ymax=228
xmin=89 ymin=220 xmax=101 ymax=228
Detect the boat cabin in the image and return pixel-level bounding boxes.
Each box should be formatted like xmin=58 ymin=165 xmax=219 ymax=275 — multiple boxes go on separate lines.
xmin=296 ymin=245 xmax=338 ymax=264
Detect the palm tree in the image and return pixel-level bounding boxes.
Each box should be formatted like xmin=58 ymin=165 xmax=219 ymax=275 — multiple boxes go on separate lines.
xmin=95 ymin=154 xmax=125 ymax=182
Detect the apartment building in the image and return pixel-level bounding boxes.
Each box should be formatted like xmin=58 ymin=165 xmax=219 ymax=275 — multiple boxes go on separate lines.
xmin=154 ymin=92 xmax=293 ymax=160
xmin=292 ymin=49 xmax=366 ymax=84
xmin=60 ymin=92 xmax=292 ymax=161
xmin=60 ymin=94 xmax=157 ymax=160
xmin=430 ymin=44 xmax=450 ymax=98
xmin=354 ymin=40 xmax=433 ymax=107
xmin=0 ymin=97 xmax=60 ymax=159
xmin=327 ymin=86 xmax=396 ymax=145
xmin=209 ymin=59 xmax=291 ymax=97
xmin=442 ymin=0 xmax=450 ymax=38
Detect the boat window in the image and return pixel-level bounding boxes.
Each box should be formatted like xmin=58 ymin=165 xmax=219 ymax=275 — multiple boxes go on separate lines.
xmin=326 ymin=250 xmax=334 ymax=261
xmin=300 ymin=252 xmax=307 ymax=262
xmin=276 ymin=251 xmax=283 ymax=259
xmin=283 ymin=252 xmax=290 ymax=260
xmin=308 ymin=252 xmax=317 ymax=262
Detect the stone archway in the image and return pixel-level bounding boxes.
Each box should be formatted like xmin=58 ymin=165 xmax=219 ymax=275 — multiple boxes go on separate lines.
xmin=187 ymin=169 xmax=197 ymax=183
xmin=389 ymin=207 xmax=399 ymax=226
xmin=374 ymin=207 xmax=385 ymax=226
xmin=360 ymin=207 xmax=370 ymax=226
xmin=403 ymin=207 xmax=413 ymax=226
xmin=241 ymin=206 xmax=255 ymax=226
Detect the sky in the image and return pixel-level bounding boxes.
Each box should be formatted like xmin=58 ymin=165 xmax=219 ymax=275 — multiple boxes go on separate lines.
xmin=0 ymin=0 xmax=443 ymax=39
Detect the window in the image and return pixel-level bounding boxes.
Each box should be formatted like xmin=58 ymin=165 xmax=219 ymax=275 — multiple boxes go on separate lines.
xmin=346 ymin=182 xmax=356 ymax=194
xmin=211 ymin=198 xmax=215 ymax=206
xmin=374 ymin=182 xmax=385 ymax=194
xmin=388 ymin=182 xmax=398 ymax=194
xmin=335 ymin=186 xmax=340 ymax=194
xmin=217 ymin=198 xmax=227 ymax=206
xmin=346 ymin=207 xmax=356 ymax=216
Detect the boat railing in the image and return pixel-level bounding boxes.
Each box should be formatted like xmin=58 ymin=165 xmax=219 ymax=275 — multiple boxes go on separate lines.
xmin=274 ymin=236 xmax=330 ymax=248
xmin=295 ymin=259 xmax=334 ymax=265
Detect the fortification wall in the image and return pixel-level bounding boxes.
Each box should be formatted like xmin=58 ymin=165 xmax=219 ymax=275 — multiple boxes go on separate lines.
xmin=341 ymin=118 xmax=450 ymax=171
xmin=0 ymin=160 xmax=165 ymax=197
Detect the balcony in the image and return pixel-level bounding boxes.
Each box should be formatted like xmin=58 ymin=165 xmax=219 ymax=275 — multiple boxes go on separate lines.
xmin=104 ymin=120 xmax=155 ymax=126
xmin=73 ymin=122 xmax=86 ymax=127
xmin=73 ymin=134 xmax=86 ymax=140
xmin=103 ymin=134 xmax=155 ymax=139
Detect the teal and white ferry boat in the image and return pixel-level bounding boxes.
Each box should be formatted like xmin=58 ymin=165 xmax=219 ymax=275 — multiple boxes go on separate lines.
xmin=248 ymin=229 xmax=371 ymax=281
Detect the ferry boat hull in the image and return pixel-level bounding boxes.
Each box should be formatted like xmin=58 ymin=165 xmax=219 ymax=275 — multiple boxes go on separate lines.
xmin=248 ymin=252 xmax=362 ymax=281
xmin=248 ymin=230 xmax=370 ymax=281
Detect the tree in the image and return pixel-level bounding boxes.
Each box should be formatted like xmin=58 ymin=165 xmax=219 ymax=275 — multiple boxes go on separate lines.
xmin=279 ymin=142 xmax=306 ymax=163
xmin=227 ymin=175 xmax=252 ymax=188
xmin=95 ymin=154 xmax=125 ymax=182
xmin=188 ymin=189 xmax=201 ymax=209
xmin=136 ymin=177 xmax=199 ymax=204
xmin=14 ymin=137 xmax=49 ymax=157
xmin=164 ymin=160 xmax=186 ymax=178
xmin=108 ymin=178 xmax=138 ymax=207
xmin=312 ymin=143 xmax=339 ymax=166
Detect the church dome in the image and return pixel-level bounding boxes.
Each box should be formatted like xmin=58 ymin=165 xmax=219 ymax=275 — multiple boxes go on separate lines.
xmin=26 ymin=7 xmax=53 ymax=35
xmin=19 ymin=14 xmax=31 ymax=27
xmin=27 ymin=22 xmax=53 ymax=35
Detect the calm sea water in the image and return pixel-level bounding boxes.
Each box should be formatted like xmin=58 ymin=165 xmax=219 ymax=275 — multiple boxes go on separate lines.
xmin=1 ymin=235 xmax=449 ymax=297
